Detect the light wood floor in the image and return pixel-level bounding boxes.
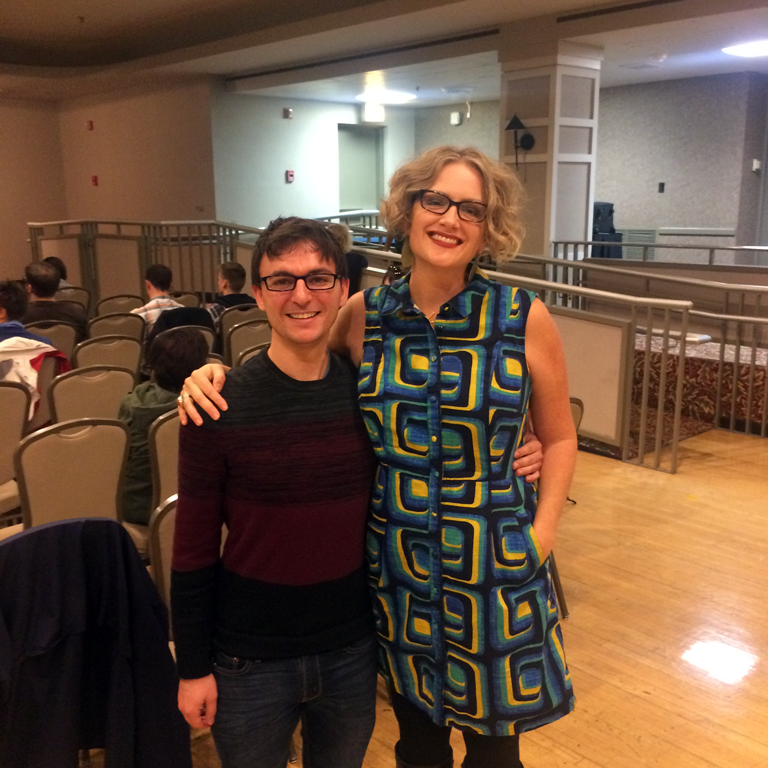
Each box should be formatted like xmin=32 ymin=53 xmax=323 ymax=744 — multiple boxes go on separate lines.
xmin=172 ymin=429 xmax=768 ymax=767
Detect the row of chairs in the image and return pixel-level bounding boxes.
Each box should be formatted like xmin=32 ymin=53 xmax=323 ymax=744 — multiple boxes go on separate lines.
xmin=55 ymin=288 xmax=201 ymax=317
xmin=28 ymin=302 xmax=269 ymax=366
xmin=0 ymin=385 xmax=181 ymax=564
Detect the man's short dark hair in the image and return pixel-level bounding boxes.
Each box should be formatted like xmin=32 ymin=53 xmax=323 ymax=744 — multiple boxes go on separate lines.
xmin=43 ymin=256 xmax=68 ymax=281
xmin=147 ymin=327 xmax=209 ymax=393
xmin=0 ymin=280 xmax=28 ymax=321
xmin=251 ymin=218 xmax=348 ymax=285
xmin=145 ymin=264 xmax=173 ymax=292
xmin=219 ymin=262 xmax=246 ymax=293
xmin=25 ymin=261 xmax=60 ymax=298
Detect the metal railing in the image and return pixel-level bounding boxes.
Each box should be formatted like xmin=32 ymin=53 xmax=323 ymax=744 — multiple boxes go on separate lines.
xmin=35 ymin=219 xmax=765 ymax=469
xmin=350 ymin=244 xmax=693 ymax=473
xmin=314 ymin=210 xmax=381 ymax=228
xmin=688 ymin=310 xmax=768 ymax=437
xmin=508 ymin=252 xmax=768 ymax=342
xmin=553 ymin=239 xmax=768 ymax=266
xmin=28 ymin=219 xmax=264 ymax=302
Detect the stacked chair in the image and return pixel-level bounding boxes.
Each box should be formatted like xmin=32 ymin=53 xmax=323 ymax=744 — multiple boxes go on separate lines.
xmin=23 ymin=320 xmax=79 ymax=361
xmin=48 ymin=366 xmax=135 ymax=422
xmin=88 ymin=312 xmax=145 ymax=344
xmin=72 ymin=335 xmax=142 ymax=380
xmin=95 ymin=294 xmax=143 ymax=315
xmin=227 ymin=319 xmax=271 ymax=366
xmin=0 ymin=383 xmax=30 ymax=531
xmin=55 ymin=285 xmax=91 ymax=313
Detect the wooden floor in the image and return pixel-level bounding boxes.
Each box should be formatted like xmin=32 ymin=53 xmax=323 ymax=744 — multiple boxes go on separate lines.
xmin=142 ymin=429 xmax=768 ymax=768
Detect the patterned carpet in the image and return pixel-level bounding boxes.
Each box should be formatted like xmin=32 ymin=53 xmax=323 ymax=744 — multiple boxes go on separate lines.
xmin=577 ymin=404 xmax=713 ymax=461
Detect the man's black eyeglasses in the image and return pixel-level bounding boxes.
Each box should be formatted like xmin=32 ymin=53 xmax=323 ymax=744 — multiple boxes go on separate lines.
xmin=262 ymin=273 xmax=341 ymax=292
xmin=416 ymin=190 xmax=488 ymax=223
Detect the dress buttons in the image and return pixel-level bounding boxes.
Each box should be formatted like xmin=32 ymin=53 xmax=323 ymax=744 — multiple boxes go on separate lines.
xmin=431 ymin=435 xmax=438 ymax=443
xmin=430 ymin=355 xmax=437 ymax=362
xmin=430 ymin=395 xmax=437 ymax=403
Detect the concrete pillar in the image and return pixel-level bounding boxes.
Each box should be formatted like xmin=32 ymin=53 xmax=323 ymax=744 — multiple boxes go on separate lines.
xmin=498 ymin=40 xmax=603 ymax=258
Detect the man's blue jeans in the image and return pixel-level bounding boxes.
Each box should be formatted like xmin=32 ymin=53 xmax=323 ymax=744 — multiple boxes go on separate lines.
xmin=211 ymin=633 xmax=378 ymax=768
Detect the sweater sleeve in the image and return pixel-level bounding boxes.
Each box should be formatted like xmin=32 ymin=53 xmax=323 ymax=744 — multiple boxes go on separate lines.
xmin=171 ymin=420 xmax=228 ymax=679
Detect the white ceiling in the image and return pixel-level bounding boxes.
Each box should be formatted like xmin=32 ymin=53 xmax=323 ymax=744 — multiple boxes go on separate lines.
xmin=0 ymin=0 xmax=767 ymax=103
xmin=231 ymin=7 xmax=768 ymax=106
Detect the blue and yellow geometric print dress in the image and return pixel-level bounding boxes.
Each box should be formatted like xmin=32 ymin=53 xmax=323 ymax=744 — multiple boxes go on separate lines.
xmin=358 ymin=271 xmax=574 ymax=737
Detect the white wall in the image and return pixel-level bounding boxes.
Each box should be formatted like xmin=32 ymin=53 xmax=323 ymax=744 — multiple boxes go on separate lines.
xmin=0 ymin=99 xmax=67 ymax=276
xmin=58 ymin=78 xmax=217 ymax=221
xmin=595 ymin=73 xmax=764 ymax=243
xmin=414 ymin=101 xmax=500 ymax=159
xmin=211 ymin=89 xmax=415 ymax=227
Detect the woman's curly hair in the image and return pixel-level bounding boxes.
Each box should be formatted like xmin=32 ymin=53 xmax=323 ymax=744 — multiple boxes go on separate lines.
xmin=380 ymin=146 xmax=525 ymax=263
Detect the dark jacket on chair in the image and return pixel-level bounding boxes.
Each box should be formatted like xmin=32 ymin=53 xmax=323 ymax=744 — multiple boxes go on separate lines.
xmin=0 ymin=519 xmax=192 ymax=768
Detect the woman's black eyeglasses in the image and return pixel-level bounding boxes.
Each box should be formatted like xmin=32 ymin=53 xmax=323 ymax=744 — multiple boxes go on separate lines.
xmin=262 ymin=273 xmax=341 ymax=292
xmin=416 ymin=190 xmax=487 ymax=223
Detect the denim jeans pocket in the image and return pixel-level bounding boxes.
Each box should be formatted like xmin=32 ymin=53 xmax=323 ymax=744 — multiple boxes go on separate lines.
xmin=213 ymin=650 xmax=255 ymax=677
xmin=342 ymin=633 xmax=378 ymax=655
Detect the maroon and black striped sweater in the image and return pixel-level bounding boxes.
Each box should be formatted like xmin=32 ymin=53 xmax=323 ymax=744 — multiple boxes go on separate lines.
xmin=171 ymin=351 xmax=377 ymax=679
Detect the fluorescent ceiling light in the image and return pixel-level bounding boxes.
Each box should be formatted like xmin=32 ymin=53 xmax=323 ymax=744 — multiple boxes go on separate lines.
xmin=682 ymin=640 xmax=757 ymax=685
xmin=722 ymin=40 xmax=768 ymax=57
xmin=356 ymin=89 xmax=416 ymax=104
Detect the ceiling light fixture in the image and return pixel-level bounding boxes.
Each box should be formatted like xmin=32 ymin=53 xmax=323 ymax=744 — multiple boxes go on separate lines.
xmin=356 ymin=89 xmax=416 ymax=104
xmin=722 ymin=40 xmax=768 ymax=57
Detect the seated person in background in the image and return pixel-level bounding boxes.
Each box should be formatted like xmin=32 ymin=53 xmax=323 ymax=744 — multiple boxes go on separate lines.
xmin=207 ymin=261 xmax=257 ymax=331
xmin=42 ymin=256 xmax=72 ymax=288
xmin=327 ymin=223 xmax=368 ymax=297
xmin=130 ymin=264 xmax=183 ymax=335
xmin=21 ymin=261 xmax=88 ymax=341
xmin=0 ymin=281 xmax=51 ymax=346
xmin=119 ymin=327 xmax=209 ymax=526
xmin=1 ymin=279 xmax=70 ymax=415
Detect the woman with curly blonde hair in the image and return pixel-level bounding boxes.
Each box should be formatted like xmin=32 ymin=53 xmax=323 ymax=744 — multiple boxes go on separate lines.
xmin=178 ymin=145 xmax=573 ymax=768
xmin=333 ymin=145 xmax=576 ymax=768
xmin=381 ymin=145 xmax=526 ymax=264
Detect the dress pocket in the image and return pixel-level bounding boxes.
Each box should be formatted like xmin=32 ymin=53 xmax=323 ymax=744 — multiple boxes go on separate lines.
xmin=491 ymin=511 xmax=543 ymax=584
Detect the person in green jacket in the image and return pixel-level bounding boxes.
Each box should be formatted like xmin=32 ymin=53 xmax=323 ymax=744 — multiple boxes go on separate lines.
xmin=120 ymin=327 xmax=209 ymax=525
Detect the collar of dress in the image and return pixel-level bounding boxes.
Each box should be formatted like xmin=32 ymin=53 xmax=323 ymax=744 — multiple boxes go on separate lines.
xmin=380 ymin=268 xmax=492 ymax=320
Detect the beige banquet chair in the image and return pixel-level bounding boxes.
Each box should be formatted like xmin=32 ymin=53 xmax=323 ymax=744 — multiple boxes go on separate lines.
xmin=226 ymin=319 xmax=271 ymax=367
xmin=172 ymin=292 xmax=200 ymax=308
xmin=218 ymin=304 xmax=266 ymax=345
xmin=235 ymin=341 xmax=271 ymax=368
xmin=88 ymin=312 xmax=146 ymax=344
xmin=148 ymin=494 xmax=178 ymax=612
xmin=72 ymin=335 xmax=142 ymax=380
xmin=55 ymin=286 xmax=91 ymax=314
xmin=0 ymin=383 xmax=31 ymax=528
xmin=49 ymin=366 xmax=135 ymax=422
xmin=24 ymin=320 xmax=79 ymax=361
xmin=2 ymin=419 xmax=138 ymax=543
xmin=151 ymin=324 xmax=216 ymax=354
xmin=25 ymin=355 xmax=59 ymax=435
xmin=95 ymin=294 xmax=144 ymax=316
xmin=148 ymin=410 xmax=180 ymax=516
xmin=547 ymin=396 xmax=585 ymax=622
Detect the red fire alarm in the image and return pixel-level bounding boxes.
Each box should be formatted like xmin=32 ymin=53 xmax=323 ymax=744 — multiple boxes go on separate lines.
xmin=91 ymin=175 xmax=99 ymax=186
xmin=285 ymin=170 xmax=294 ymax=183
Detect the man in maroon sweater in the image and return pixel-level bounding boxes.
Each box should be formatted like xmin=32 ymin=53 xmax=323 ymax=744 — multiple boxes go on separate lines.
xmin=174 ymin=219 xmax=545 ymax=768
xmin=172 ymin=218 xmax=378 ymax=768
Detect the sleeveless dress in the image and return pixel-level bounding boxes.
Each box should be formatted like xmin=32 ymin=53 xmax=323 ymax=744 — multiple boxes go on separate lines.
xmin=358 ymin=272 xmax=574 ymax=736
